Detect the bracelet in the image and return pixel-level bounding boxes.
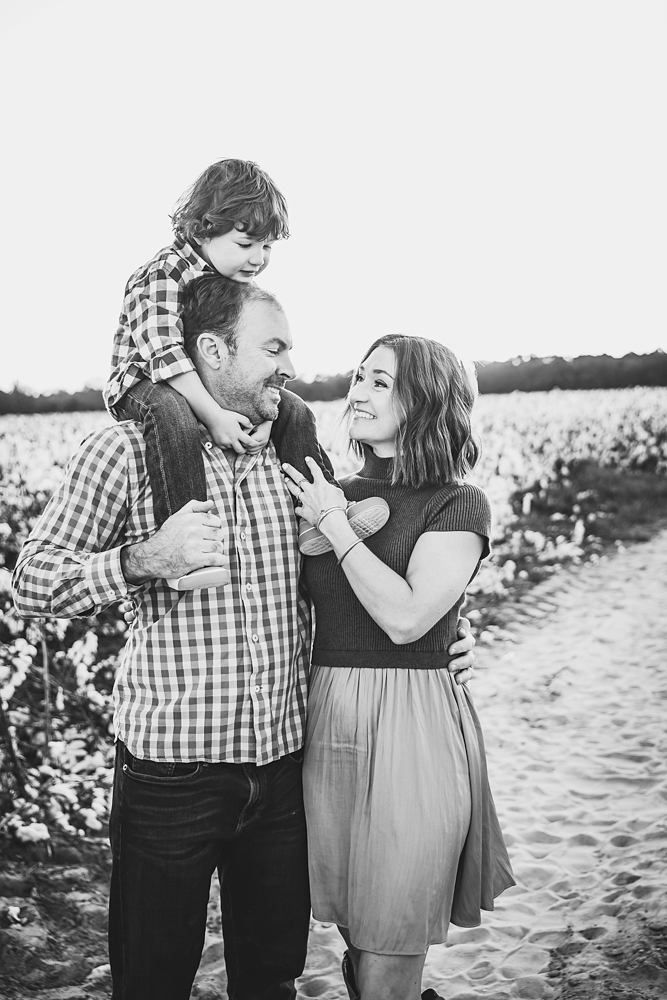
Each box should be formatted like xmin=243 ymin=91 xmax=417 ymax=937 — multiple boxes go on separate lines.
xmin=316 ymin=505 xmax=347 ymax=531
xmin=338 ymin=538 xmax=364 ymax=565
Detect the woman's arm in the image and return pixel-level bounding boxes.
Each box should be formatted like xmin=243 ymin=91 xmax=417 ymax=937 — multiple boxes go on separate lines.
xmin=283 ymin=459 xmax=484 ymax=645
xmin=337 ymin=529 xmax=483 ymax=644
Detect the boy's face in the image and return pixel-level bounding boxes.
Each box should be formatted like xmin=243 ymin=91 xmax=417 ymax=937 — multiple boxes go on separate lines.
xmin=197 ymin=228 xmax=274 ymax=282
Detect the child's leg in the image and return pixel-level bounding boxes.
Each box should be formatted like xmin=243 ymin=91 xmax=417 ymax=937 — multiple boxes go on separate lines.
xmin=271 ymin=389 xmax=338 ymax=486
xmin=272 ymin=389 xmax=390 ymax=556
xmin=115 ymin=381 xmax=207 ymax=528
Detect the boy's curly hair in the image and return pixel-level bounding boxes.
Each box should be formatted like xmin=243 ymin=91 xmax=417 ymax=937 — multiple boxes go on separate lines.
xmin=171 ymin=159 xmax=289 ymax=244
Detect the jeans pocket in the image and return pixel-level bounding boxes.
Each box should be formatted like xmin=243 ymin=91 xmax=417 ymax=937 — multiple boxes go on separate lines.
xmin=285 ymin=749 xmax=304 ymax=765
xmin=123 ymin=755 xmax=204 ymax=785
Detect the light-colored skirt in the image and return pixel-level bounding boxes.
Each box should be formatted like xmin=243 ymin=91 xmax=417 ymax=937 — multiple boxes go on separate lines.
xmin=302 ymin=665 xmax=514 ymax=955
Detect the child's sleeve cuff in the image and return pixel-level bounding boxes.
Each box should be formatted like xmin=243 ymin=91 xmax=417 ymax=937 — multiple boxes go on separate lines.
xmin=150 ymin=348 xmax=196 ymax=383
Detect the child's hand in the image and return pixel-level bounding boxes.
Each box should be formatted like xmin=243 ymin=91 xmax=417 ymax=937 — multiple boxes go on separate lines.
xmin=245 ymin=420 xmax=273 ymax=455
xmin=208 ymin=409 xmax=256 ymax=454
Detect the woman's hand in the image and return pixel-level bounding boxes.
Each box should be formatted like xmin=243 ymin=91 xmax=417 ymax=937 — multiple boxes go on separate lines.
xmin=282 ymin=458 xmax=348 ymax=530
xmin=447 ymin=617 xmax=476 ymax=686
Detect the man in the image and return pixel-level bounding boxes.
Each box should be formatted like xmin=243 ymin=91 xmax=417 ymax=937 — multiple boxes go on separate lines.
xmin=13 ymin=274 xmax=475 ymax=1000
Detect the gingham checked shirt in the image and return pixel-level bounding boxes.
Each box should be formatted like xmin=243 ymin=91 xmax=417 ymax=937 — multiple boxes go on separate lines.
xmin=12 ymin=423 xmax=311 ymax=764
xmin=104 ymin=238 xmax=214 ymax=414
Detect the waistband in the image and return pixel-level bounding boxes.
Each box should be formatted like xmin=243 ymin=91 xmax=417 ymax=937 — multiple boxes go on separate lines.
xmin=311 ymin=649 xmax=454 ymax=669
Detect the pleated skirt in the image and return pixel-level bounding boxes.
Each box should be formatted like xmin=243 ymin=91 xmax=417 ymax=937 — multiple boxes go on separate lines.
xmin=302 ymin=665 xmax=515 ymax=955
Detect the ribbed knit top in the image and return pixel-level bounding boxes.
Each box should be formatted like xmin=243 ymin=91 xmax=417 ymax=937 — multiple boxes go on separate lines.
xmin=304 ymin=448 xmax=492 ymax=669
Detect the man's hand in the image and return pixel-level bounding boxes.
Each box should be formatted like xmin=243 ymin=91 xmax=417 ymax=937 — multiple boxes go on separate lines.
xmin=207 ymin=408 xmax=256 ymax=455
xmin=447 ymin=616 xmax=476 ymax=686
xmin=121 ymin=500 xmax=228 ymax=585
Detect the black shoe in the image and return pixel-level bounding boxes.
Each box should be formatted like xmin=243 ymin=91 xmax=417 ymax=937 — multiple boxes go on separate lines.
xmin=341 ymin=950 xmax=360 ymax=1000
xmin=421 ymin=990 xmax=446 ymax=1000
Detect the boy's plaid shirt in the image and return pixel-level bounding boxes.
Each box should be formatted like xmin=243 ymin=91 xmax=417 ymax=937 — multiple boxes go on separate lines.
xmin=12 ymin=423 xmax=311 ymax=764
xmin=104 ymin=238 xmax=214 ymax=414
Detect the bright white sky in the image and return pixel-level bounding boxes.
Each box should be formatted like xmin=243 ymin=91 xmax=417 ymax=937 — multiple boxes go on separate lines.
xmin=1 ymin=0 xmax=665 ymax=393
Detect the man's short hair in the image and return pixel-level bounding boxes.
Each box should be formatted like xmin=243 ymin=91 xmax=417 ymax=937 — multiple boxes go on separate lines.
xmin=181 ymin=274 xmax=282 ymax=357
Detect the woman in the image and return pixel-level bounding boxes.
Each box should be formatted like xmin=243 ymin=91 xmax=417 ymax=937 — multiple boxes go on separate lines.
xmin=282 ymin=334 xmax=514 ymax=1000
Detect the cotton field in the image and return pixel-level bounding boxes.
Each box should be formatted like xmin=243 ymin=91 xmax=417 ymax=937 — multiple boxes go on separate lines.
xmin=1 ymin=387 xmax=666 ymax=842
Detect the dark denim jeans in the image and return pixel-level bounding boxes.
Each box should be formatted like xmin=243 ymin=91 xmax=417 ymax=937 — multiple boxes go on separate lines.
xmin=116 ymin=380 xmax=207 ymax=528
xmin=271 ymin=389 xmax=337 ymax=486
xmin=108 ymin=741 xmax=310 ymax=1000
xmin=116 ymin=382 xmax=337 ymax=528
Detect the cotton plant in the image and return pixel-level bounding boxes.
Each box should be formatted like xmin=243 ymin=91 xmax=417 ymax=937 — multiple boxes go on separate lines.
xmin=1 ymin=387 xmax=667 ymax=842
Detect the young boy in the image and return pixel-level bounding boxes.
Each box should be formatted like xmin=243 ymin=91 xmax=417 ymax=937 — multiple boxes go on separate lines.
xmin=105 ymin=159 xmax=388 ymax=588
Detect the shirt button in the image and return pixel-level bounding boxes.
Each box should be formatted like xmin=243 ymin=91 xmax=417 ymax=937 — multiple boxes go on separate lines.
xmin=254 ymin=685 xmax=263 ymax=692
xmin=252 ymin=634 xmax=259 ymax=642
xmin=246 ymin=583 xmax=252 ymax=591
xmin=204 ymin=441 xmax=213 ymax=451
xmin=240 ymin=532 xmax=246 ymax=541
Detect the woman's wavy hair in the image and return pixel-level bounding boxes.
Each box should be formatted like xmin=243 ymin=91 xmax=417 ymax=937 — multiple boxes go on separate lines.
xmin=348 ymin=334 xmax=481 ymax=488
xmin=171 ymin=159 xmax=289 ymax=244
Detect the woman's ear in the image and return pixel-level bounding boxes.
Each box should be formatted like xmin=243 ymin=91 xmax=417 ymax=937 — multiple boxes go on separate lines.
xmin=197 ymin=333 xmax=228 ymax=371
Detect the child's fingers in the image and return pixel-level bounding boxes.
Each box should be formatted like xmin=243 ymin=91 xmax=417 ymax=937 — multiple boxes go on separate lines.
xmin=231 ymin=411 xmax=253 ymax=431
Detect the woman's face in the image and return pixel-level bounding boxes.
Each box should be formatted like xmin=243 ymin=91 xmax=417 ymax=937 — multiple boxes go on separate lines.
xmin=348 ymin=346 xmax=400 ymax=457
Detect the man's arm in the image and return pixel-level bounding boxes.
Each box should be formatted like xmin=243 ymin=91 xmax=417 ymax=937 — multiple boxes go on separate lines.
xmin=12 ymin=426 xmax=135 ymax=619
xmin=12 ymin=425 xmax=228 ymax=619
xmin=119 ymin=498 xmax=226 ymax=584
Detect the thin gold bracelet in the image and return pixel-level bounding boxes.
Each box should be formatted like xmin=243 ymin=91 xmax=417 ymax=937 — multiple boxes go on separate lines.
xmin=338 ymin=538 xmax=364 ymax=566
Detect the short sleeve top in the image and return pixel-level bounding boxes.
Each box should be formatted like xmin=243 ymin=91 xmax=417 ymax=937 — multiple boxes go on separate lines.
xmin=304 ymin=448 xmax=491 ymax=668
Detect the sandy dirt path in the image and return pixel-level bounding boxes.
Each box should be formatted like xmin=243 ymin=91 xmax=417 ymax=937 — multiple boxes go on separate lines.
xmin=283 ymin=530 xmax=667 ymax=1000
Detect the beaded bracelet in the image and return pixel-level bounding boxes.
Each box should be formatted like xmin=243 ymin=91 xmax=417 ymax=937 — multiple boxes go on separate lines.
xmin=316 ymin=505 xmax=347 ymax=531
xmin=338 ymin=538 xmax=364 ymax=566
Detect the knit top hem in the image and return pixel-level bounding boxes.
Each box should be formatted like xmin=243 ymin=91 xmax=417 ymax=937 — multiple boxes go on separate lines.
xmin=311 ymin=649 xmax=455 ymax=669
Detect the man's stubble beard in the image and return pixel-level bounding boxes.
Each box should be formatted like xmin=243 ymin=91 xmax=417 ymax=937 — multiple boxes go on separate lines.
xmin=216 ymin=364 xmax=283 ymax=425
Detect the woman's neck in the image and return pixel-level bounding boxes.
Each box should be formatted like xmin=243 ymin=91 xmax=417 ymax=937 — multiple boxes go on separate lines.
xmin=360 ymin=445 xmax=394 ymax=480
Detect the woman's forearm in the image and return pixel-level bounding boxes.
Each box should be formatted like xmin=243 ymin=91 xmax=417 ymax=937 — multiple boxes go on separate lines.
xmin=321 ymin=514 xmax=446 ymax=644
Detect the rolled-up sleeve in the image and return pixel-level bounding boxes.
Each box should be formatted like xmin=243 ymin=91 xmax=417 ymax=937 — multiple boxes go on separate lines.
xmin=12 ymin=427 xmax=135 ymax=619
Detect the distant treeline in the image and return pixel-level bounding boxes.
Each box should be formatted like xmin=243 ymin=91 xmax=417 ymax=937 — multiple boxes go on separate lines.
xmin=476 ymin=350 xmax=667 ymax=394
xmin=1 ymin=351 xmax=665 ymax=413
xmin=0 ymin=385 xmax=107 ymax=414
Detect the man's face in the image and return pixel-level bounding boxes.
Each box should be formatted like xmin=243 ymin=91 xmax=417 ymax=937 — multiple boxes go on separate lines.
xmin=198 ymin=228 xmax=274 ymax=282
xmin=215 ymin=299 xmax=295 ymax=423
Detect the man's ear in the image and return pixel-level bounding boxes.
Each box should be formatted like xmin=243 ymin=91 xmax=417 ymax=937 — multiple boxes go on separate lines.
xmin=197 ymin=333 xmax=229 ymax=372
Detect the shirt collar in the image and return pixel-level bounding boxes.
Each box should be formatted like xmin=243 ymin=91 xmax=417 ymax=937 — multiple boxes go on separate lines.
xmin=173 ymin=236 xmax=214 ymax=272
